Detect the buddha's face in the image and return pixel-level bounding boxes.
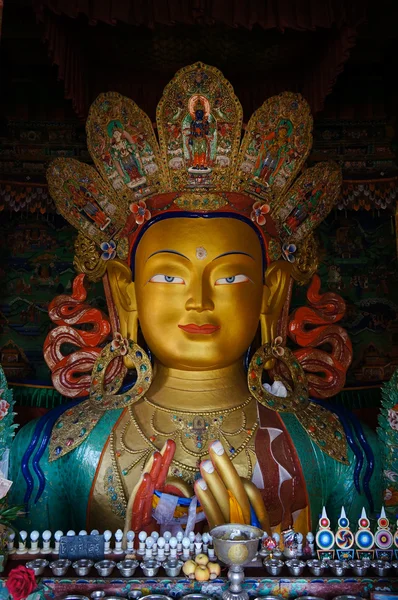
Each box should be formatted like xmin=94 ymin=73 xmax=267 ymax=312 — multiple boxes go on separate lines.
xmin=133 ymin=217 xmax=264 ymax=370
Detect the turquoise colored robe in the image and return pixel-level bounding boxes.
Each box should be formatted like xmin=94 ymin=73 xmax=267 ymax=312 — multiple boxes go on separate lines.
xmin=9 ymin=403 xmax=381 ymax=533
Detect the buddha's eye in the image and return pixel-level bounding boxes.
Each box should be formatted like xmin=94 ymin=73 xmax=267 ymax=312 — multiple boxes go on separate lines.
xmin=215 ymin=274 xmax=250 ymax=285
xmin=149 ymin=274 xmax=185 ymax=284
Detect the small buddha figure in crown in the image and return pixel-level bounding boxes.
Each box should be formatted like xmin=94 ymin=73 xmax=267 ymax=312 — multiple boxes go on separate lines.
xmin=9 ymin=63 xmax=383 ymax=537
xmin=187 ymin=95 xmax=213 ymax=172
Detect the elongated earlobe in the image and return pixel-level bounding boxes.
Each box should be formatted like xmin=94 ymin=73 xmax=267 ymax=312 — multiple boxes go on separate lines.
xmin=260 ymin=260 xmax=293 ymax=345
xmin=106 ymin=260 xmax=139 ymax=368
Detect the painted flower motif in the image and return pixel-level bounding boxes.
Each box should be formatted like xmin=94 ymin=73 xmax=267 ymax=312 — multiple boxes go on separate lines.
xmin=282 ymin=242 xmax=297 ymax=263
xmin=100 ymin=240 xmax=116 ymax=261
xmin=250 ymin=202 xmax=270 ymax=226
xmin=130 ymin=200 xmax=151 ymax=225
xmin=272 ymin=336 xmax=285 ymax=358
xmin=388 ymin=407 xmax=398 ymax=431
xmin=0 ymin=398 xmax=10 ymax=420
xmin=111 ymin=332 xmax=129 ymax=356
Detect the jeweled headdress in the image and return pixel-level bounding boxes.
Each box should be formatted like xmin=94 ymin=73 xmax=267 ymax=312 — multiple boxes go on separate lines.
xmin=48 ymin=62 xmax=341 ymax=280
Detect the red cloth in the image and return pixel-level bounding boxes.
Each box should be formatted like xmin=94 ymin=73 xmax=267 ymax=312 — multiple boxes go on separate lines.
xmin=32 ymin=0 xmax=365 ymax=118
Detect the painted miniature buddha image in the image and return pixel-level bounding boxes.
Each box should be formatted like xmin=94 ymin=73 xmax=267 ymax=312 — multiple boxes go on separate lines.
xmin=9 ymin=63 xmax=381 ymax=536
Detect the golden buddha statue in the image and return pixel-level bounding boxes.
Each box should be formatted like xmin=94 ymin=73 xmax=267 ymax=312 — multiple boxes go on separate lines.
xmin=9 ymin=63 xmax=381 ymax=536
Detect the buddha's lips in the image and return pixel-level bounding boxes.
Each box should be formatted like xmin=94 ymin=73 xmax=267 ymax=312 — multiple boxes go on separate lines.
xmin=178 ymin=324 xmax=220 ymax=334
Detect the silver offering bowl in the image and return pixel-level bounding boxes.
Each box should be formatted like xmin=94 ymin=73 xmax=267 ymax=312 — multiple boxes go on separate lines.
xmin=296 ymin=597 xmax=324 ymax=600
xmin=140 ymin=558 xmax=161 ymax=577
xmin=263 ymin=558 xmax=284 ymax=576
xmin=72 ymin=559 xmax=94 ymax=576
xmin=306 ymin=559 xmax=326 ymax=576
xmin=328 ymin=559 xmax=348 ymax=576
xmin=285 ymin=559 xmax=305 ymax=576
xmin=26 ymin=559 xmax=49 ymax=576
xmin=211 ymin=524 xmax=263 ymax=600
xmin=283 ymin=547 xmax=298 ymax=560
xmin=392 ymin=560 xmax=398 ymax=573
xmin=333 ymin=596 xmax=363 ymax=600
xmin=371 ymin=560 xmax=391 ymax=576
xmin=127 ymin=592 xmax=142 ymax=600
xmin=117 ymin=559 xmax=139 ymax=577
xmin=183 ymin=596 xmax=211 ymax=600
xmin=90 ymin=592 xmax=106 ymax=600
xmin=140 ymin=596 xmax=171 ymax=600
xmin=64 ymin=596 xmax=89 ymax=600
xmin=49 ymin=559 xmax=71 ymax=576
xmin=349 ymin=559 xmax=370 ymax=576
xmin=163 ymin=558 xmax=184 ymax=576
xmin=94 ymin=559 xmax=116 ymax=577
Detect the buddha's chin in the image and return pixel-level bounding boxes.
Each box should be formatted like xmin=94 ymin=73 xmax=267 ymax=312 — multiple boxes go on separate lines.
xmin=151 ymin=344 xmax=243 ymax=371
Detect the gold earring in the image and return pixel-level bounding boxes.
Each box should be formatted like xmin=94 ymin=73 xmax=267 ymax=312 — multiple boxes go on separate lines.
xmin=248 ymin=337 xmax=309 ymax=412
xmin=248 ymin=337 xmax=349 ymax=464
xmin=90 ymin=333 xmax=152 ymax=410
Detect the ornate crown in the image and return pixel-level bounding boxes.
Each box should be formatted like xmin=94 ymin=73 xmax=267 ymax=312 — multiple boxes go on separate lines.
xmin=48 ymin=62 xmax=341 ymax=279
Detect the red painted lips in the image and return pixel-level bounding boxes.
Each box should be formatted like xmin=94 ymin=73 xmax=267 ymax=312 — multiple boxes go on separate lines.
xmin=178 ymin=324 xmax=220 ymax=334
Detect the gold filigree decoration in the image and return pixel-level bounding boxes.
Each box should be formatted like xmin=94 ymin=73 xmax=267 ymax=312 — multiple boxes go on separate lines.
xmin=174 ymin=192 xmax=228 ymax=210
xmin=232 ymin=92 xmax=313 ymax=204
xmin=89 ymin=340 xmax=152 ymax=411
xmin=47 ymin=158 xmax=126 ymax=245
xmin=273 ymin=161 xmax=342 ymax=244
xmin=74 ymin=233 xmax=107 ymax=282
xmin=116 ymin=237 xmax=129 ymax=261
xmin=291 ymin=233 xmax=320 ymax=285
xmin=49 ymin=399 xmax=103 ymax=462
xmin=120 ymin=397 xmax=257 ymax=484
xmin=157 ymin=62 xmax=243 ymax=193
xmin=87 ymin=91 xmax=170 ymax=206
xmin=300 ymin=402 xmax=348 ymax=464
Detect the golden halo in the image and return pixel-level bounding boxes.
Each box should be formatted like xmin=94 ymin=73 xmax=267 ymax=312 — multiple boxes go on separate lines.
xmin=188 ymin=94 xmax=211 ymax=119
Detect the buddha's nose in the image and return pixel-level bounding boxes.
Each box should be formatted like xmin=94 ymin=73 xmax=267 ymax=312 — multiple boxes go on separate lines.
xmin=185 ymin=279 xmax=214 ymax=312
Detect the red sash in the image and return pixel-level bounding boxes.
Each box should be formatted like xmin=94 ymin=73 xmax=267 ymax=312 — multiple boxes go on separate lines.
xmin=255 ymin=404 xmax=309 ymax=530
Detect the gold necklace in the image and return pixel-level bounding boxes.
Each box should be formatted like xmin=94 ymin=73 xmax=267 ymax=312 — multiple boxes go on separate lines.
xmin=114 ymin=396 xmax=258 ymax=482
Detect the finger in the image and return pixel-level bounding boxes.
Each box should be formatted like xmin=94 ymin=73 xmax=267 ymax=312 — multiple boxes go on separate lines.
xmin=148 ymin=451 xmax=163 ymax=485
xmin=241 ymin=478 xmax=270 ymax=531
xmin=142 ymin=473 xmax=157 ymax=525
xmin=209 ymin=440 xmax=251 ymax=525
xmin=194 ymin=478 xmax=225 ymax=530
xmin=200 ymin=459 xmax=230 ymax=522
xmin=131 ymin=473 xmax=153 ymax=530
xmin=156 ymin=439 xmax=176 ymax=490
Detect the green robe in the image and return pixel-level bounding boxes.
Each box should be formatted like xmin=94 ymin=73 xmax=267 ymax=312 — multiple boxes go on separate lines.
xmin=9 ymin=404 xmax=381 ymax=533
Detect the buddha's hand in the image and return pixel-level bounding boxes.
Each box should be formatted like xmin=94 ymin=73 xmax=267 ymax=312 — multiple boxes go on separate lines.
xmin=194 ymin=440 xmax=269 ymax=531
xmin=124 ymin=439 xmax=193 ymax=535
